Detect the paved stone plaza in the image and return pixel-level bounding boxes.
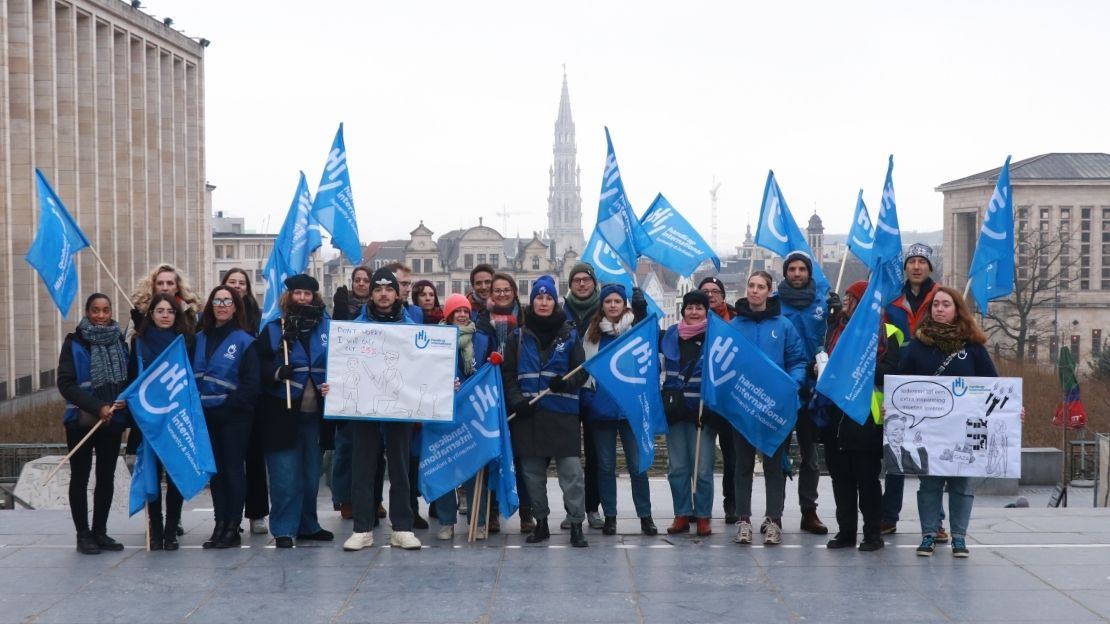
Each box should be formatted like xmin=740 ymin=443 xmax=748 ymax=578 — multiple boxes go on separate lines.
xmin=1 ymin=477 xmax=1108 ymax=623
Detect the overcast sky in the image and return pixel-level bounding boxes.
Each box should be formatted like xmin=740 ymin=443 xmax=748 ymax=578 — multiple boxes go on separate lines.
xmin=144 ymin=0 xmax=1109 ymax=253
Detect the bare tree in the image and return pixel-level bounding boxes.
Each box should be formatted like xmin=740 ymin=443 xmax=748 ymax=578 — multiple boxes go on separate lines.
xmin=981 ymin=208 xmax=1081 ymax=360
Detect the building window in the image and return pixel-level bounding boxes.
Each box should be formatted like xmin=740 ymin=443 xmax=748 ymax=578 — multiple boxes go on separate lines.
xmin=436 ymin=281 xmax=445 ymax=295
xmin=452 ymin=280 xmax=463 ymax=295
xmin=1039 ymin=206 xmax=1050 ymax=220
xmin=531 ymin=255 xmax=540 ymax=270
xmin=477 ymin=253 xmax=486 ymax=265
xmin=218 ymin=270 xmax=227 ymax=282
xmin=424 ymin=259 xmax=433 ymax=273
xmin=464 ymin=254 xmax=474 ymax=269
xmin=1028 ymin=335 xmax=1038 ymax=361
xmin=215 ymin=246 xmax=223 ymax=259
xmin=490 ymin=254 xmax=499 ymax=268
xmin=256 ymin=270 xmax=265 ymax=283
xmin=1093 ymin=329 xmax=1103 ymax=358
xmin=518 ymin=279 xmax=529 ymax=297
xmin=225 ymin=245 xmax=236 ymax=259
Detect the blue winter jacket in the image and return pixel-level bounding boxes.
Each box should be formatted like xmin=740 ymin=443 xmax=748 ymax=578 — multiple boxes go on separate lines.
xmin=728 ymin=297 xmax=808 ymax=388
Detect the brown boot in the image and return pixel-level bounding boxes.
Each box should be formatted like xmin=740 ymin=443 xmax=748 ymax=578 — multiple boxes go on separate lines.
xmin=800 ymin=508 xmax=828 ymax=535
xmin=695 ymin=517 xmax=712 ymax=537
xmin=339 ymin=502 xmax=352 ymax=520
xmin=666 ymin=516 xmax=691 ymax=534
xmin=519 ymin=507 xmax=536 ymax=534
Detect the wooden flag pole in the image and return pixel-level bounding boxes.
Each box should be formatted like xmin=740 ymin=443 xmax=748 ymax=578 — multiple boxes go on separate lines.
xmin=962 ymin=277 xmax=972 ymax=299
xmin=692 ymin=401 xmax=704 ymax=495
xmin=281 ymin=318 xmax=292 ymax=409
xmin=85 ymin=244 xmax=135 ymax=310
xmin=41 ymin=420 xmax=103 ymax=486
xmin=145 ymin=503 xmax=152 ymax=552
xmin=507 ymin=364 xmax=585 ymax=422
xmin=835 ymin=252 xmax=850 ymax=294
xmin=483 ymin=469 xmax=493 ymax=539
xmin=468 ymin=469 xmax=485 ymax=543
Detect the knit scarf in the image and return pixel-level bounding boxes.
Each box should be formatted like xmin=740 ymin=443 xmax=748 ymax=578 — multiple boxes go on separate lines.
xmin=346 ymin=292 xmax=370 ymax=319
xmin=487 ymin=300 xmax=519 ymax=350
xmin=915 ymin=317 xmax=968 ymax=355
xmin=583 ymin=311 xmax=634 ymax=361
xmin=524 ymin=308 xmax=566 ymax=350
xmin=455 ymin=322 xmax=476 ymax=376
xmin=777 ymin=279 xmax=816 ymax=311
xmin=422 ymin=307 xmax=444 ymax=325
xmin=678 ymin=317 xmax=708 ymax=340
xmin=365 ymin=301 xmax=405 ymax=323
xmin=77 ymin=318 xmax=128 ymax=397
xmin=139 ymin=326 xmax=178 ymax=365
xmin=564 ymin=289 xmax=599 ymax=323
xmin=286 ymin=303 xmax=325 ymax=332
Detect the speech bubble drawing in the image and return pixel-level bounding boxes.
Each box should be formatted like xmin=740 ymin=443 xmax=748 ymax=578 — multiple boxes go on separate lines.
xmin=890 ymin=380 xmax=954 ymax=428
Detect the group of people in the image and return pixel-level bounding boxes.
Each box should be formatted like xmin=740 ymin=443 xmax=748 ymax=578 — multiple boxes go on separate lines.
xmin=56 ymin=241 xmax=1003 ymax=558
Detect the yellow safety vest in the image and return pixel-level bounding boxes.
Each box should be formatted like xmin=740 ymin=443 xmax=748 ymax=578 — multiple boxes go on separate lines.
xmin=870 ymin=323 xmax=905 ymax=424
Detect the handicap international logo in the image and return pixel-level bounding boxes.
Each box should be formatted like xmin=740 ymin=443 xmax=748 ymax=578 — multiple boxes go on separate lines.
xmin=321 ymin=333 xmax=328 ymax=346
xmin=609 ymin=336 xmax=652 ymax=385
xmin=414 ymin=329 xmax=430 ymax=350
xmin=951 ymin=377 xmax=968 ymax=397
xmin=138 ymin=360 xmax=189 ymax=415
xmin=554 ymin=339 xmax=568 ymax=353
xmin=223 ymin=344 xmax=238 ymax=361
xmin=467 ymin=382 xmax=501 ymax=438
xmin=707 ymin=336 xmax=739 ymax=387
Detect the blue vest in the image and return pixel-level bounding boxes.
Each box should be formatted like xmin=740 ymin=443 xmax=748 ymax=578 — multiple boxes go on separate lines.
xmin=62 ymin=341 xmax=93 ymax=425
xmin=514 ymin=326 xmax=579 ymax=415
xmin=263 ymin=320 xmax=329 ymax=400
xmin=660 ymin=325 xmax=703 ymax=411
xmin=193 ymin=329 xmax=255 ymax=408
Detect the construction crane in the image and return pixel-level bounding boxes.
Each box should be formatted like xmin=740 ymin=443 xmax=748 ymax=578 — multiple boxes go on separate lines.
xmin=709 ymin=177 xmax=722 ymax=252
xmin=496 ymin=205 xmax=527 ymax=234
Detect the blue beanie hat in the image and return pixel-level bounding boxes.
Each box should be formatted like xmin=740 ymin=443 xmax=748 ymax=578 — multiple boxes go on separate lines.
xmin=530 ymin=275 xmax=557 ymax=305
xmin=599 ymin=282 xmax=628 ymax=305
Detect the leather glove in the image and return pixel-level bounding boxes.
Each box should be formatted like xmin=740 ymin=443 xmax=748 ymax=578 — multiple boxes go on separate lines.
xmin=511 ymin=400 xmax=535 ymax=419
xmin=826 ymin=291 xmax=842 ymax=317
xmin=129 ymin=307 xmax=144 ymax=329
xmin=631 ymin=287 xmax=648 ymax=316
xmin=276 ymin=365 xmax=294 ymax=381
xmin=547 ymin=375 xmax=569 ymax=393
xmin=333 ymin=285 xmax=349 ymax=309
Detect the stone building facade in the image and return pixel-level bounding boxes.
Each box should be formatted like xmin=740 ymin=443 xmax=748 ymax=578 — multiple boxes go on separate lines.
xmin=1 ymin=0 xmax=208 ymax=398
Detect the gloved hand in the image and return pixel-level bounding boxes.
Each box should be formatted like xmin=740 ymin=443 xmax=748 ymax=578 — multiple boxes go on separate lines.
xmin=826 ymin=291 xmax=842 ymax=317
xmin=511 ymin=400 xmax=535 ymax=419
xmin=631 ymin=287 xmax=648 ymax=316
xmin=548 ymin=375 xmax=569 ymax=393
xmin=129 ymin=307 xmax=144 ymax=329
xmin=333 ymin=285 xmax=349 ymax=309
xmin=276 ymin=365 xmax=294 ymax=381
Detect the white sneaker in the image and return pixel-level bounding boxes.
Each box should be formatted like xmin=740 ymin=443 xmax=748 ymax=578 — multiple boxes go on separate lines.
xmin=734 ymin=520 xmax=753 ymax=544
xmin=390 ymin=530 xmax=422 ymax=550
xmin=250 ymin=518 xmax=268 ymax=535
xmin=760 ymin=517 xmax=772 ymax=534
xmin=763 ymin=519 xmax=782 ymax=545
xmin=343 ymin=531 xmax=374 ymax=551
xmin=475 ymin=527 xmax=487 ymax=540
xmin=436 ymin=524 xmax=455 ymax=540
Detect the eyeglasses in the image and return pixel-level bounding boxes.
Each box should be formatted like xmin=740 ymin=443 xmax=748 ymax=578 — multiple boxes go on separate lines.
xmin=571 ymin=277 xmax=593 ymax=285
xmin=701 ymin=288 xmax=722 ymax=296
xmin=212 ymin=298 xmax=235 ymax=308
xmin=492 ymin=288 xmax=514 ymax=296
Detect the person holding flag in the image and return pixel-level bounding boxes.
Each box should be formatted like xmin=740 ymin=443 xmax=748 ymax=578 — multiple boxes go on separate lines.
xmin=728 ymin=271 xmax=807 ymax=546
xmin=660 ymin=290 xmax=719 ymax=537
xmin=818 ymin=280 xmax=902 ymax=552
xmin=581 ymin=283 xmax=657 ymax=537
xmin=56 ymin=293 xmax=130 ymax=554
xmin=503 ymin=275 xmax=589 ymax=547
xmin=125 ymin=293 xmax=195 ymax=551
xmin=193 ymin=286 xmax=261 ymax=549
xmin=256 ymin=274 xmax=332 ymax=549
xmin=698 ymin=276 xmax=737 ymax=523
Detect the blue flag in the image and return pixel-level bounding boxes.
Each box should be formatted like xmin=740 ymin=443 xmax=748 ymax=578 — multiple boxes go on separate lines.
xmin=117 ymin=335 xmax=216 ymax=501
xmin=483 ymin=366 xmax=520 ymax=518
xmin=307 ymin=212 xmax=323 ymax=257
xmin=418 ymin=364 xmax=504 ymax=503
xmin=581 ymin=314 xmax=666 ymax=473
xmin=595 ymin=127 xmax=652 ymax=270
xmin=872 ymin=156 xmax=904 ymax=301
xmin=276 ymin=172 xmax=316 ymax=274
xmin=311 ymin=123 xmax=362 ymax=264
xmin=260 ymin=247 xmax=292 ymax=326
xmin=700 ymin=314 xmax=800 ymax=456
xmin=846 ymin=190 xmax=875 ymax=268
xmin=968 ymin=156 xmax=1014 ymax=312
xmin=754 ymin=171 xmax=830 ymax=296
xmin=582 ymin=227 xmax=665 ymax=322
xmin=25 ymin=169 xmax=90 ymax=318
xmin=815 ymin=267 xmax=895 ymax=424
xmin=128 ymin=439 xmax=161 ymax=517
xmin=639 ymin=194 xmax=721 ymax=276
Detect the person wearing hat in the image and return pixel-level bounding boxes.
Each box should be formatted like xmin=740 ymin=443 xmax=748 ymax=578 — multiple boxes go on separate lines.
xmin=698 ymin=275 xmax=737 ymax=522
xmin=881 ymin=242 xmax=943 ymax=537
xmin=343 ymin=267 xmax=423 ymax=552
xmin=777 ymin=250 xmax=838 ymax=535
xmin=819 ymin=280 xmax=902 ymax=552
xmin=580 ymin=283 xmax=657 ymax=537
xmin=660 ymin=289 xmax=721 ymax=537
xmin=729 ymin=271 xmax=807 ymax=546
xmin=256 ymin=273 xmax=332 ymax=548
xmin=503 ymin=275 xmax=590 ymax=547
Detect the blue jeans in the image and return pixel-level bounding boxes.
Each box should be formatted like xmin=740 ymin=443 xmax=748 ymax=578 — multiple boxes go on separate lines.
xmin=593 ymin=419 xmax=652 ymax=518
xmin=266 ymin=419 xmax=323 ymax=539
xmin=918 ymin=476 xmax=973 ymax=538
xmin=885 ymin=473 xmax=945 ymax=525
xmin=666 ymin=422 xmax=715 ymax=518
xmin=433 ymin=474 xmax=487 ymax=527
xmin=331 ymin=423 xmax=352 ymax=507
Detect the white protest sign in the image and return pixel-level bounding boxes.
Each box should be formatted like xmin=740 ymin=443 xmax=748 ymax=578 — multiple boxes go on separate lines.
xmin=882 ymin=375 xmax=1021 ymax=478
xmin=324 ymin=321 xmax=457 ymax=423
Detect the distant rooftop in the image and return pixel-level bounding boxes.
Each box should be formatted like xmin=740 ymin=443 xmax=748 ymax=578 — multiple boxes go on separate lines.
xmin=937 ymin=153 xmax=1110 ymax=191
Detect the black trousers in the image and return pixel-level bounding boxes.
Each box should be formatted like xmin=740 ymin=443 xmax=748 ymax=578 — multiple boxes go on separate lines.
xmin=65 ymin=423 xmax=123 ymax=536
xmin=720 ymin=433 xmax=735 ymax=513
xmin=148 ymin=460 xmax=184 ymax=537
xmin=824 ymin=443 xmax=883 ymax=540
xmin=352 ymin=422 xmax=414 ymax=533
xmin=207 ymin=416 xmax=251 ymax=525
xmin=244 ymin=411 xmax=269 ymax=520
xmin=582 ymin=418 xmax=600 ymax=512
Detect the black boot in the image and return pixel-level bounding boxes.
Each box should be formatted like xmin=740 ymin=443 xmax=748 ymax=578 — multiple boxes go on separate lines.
xmin=148 ymin=517 xmax=165 ymax=551
xmin=640 ymin=517 xmax=659 ymax=536
xmin=602 ymin=516 xmax=617 ymax=536
xmin=526 ymin=518 xmax=550 ymax=544
xmin=176 ymin=520 xmax=184 ymax=537
xmin=570 ymin=523 xmax=589 ymax=548
xmin=76 ymin=532 xmax=100 ymax=555
xmin=202 ymin=521 xmax=225 ymax=549
xmin=216 ymin=520 xmax=242 ymax=549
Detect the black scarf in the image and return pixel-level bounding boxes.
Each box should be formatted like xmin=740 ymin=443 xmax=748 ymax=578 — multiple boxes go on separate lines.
xmin=285 ymin=303 xmax=325 ymax=332
xmin=524 ymin=307 xmax=567 ymax=350
xmin=777 ymin=279 xmax=816 ymax=310
xmin=904 ymin=277 xmax=936 ymax=314
xmin=734 ymin=297 xmax=782 ymax=323
xmin=139 ymin=327 xmax=178 ymax=365
xmin=366 ymin=301 xmax=405 ymax=323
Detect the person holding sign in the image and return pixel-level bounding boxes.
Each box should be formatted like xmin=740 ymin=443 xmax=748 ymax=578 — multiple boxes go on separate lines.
xmin=344 ymin=268 xmax=423 ymax=552
xmin=581 ymin=283 xmax=656 ymax=537
xmin=126 ymin=293 xmax=194 ymax=551
xmin=660 ymin=290 xmax=719 ymax=537
xmin=57 ymin=293 xmax=129 ymax=555
xmin=728 ymin=271 xmax=807 ymax=546
xmin=503 ymin=276 xmax=589 ymax=547
xmin=901 ymin=286 xmax=997 ymax=558
xmin=195 ymin=286 xmax=261 ymax=549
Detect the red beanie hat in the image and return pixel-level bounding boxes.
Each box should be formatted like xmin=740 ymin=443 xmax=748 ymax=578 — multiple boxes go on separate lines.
xmin=845 ymin=280 xmax=868 ymax=302
xmin=442 ymin=293 xmax=471 ymax=320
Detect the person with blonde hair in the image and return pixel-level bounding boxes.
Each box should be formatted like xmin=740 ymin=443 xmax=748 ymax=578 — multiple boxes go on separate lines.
xmin=130 ymin=264 xmax=201 ymax=333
